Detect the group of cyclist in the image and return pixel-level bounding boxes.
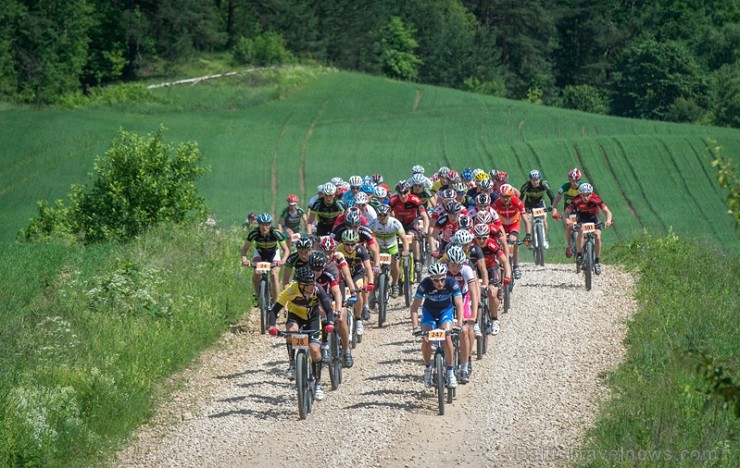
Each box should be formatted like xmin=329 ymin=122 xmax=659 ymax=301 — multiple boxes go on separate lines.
xmin=240 ymin=164 xmax=613 ymax=400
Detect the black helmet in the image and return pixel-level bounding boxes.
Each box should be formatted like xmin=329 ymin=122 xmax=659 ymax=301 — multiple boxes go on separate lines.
xmin=294 ymin=266 xmax=316 ymax=284
xmin=307 ymin=251 xmax=328 ymax=270
xmin=295 ymin=236 xmax=312 ymax=250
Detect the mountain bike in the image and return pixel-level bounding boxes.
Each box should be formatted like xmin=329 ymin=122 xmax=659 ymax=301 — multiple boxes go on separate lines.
xmin=376 ymin=253 xmax=392 ymax=327
xmin=399 ymin=253 xmax=414 ymax=307
xmin=527 ymin=206 xmax=552 ymax=266
xmin=325 ymin=311 xmax=343 ymax=390
xmin=254 ymin=262 xmax=273 ymax=334
xmin=413 ymin=327 xmax=461 ymax=415
xmin=575 ymin=221 xmax=605 ymax=291
xmin=502 ymin=239 xmax=521 ymax=314
xmin=476 ymin=285 xmax=491 ymax=360
xmin=567 ymin=214 xmax=580 ymax=273
xmin=276 ymin=328 xmax=320 ymax=420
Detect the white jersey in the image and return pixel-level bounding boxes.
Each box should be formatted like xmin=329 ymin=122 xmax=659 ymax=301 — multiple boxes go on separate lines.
xmin=368 ymin=216 xmax=405 ymax=249
xmin=448 ymin=264 xmax=476 ymax=295
xmin=359 ymin=204 xmax=377 ymax=223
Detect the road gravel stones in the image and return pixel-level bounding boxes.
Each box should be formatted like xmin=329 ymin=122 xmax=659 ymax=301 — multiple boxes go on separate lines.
xmin=115 ymin=263 xmax=636 ymax=467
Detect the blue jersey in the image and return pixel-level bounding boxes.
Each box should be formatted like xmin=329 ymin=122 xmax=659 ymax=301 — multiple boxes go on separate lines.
xmin=414 ymin=276 xmax=461 ymax=314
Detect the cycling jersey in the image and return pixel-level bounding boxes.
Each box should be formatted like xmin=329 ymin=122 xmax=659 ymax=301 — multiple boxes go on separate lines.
xmin=389 ymin=193 xmax=426 ymax=226
xmin=270 ymin=282 xmax=333 ymax=323
xmin=337 ymin=243 xmax=370 ymax=274
xmin=447 ymin=264 xmax=476 ymax=296
xmin=279 ymin=206 xmax=305 ymax=231
xmin=332 ymin=225 xmax=376 ymax=247
xmin=433 ymin=215 xmax=459 ymax=244
xmin=478 ymin=237 xmax=507 ymax=269
xmin=284 ymin=251 xmax=309 ymax=269
xmin=316 ymin=269 xmax=340 ymax=295
xmin=246 ymin=227 xmax=287 ymax=259
xmin=558 ymin=182 xmax=584 ymax=209
xmin=492 ymin=196 xmax=526 ymax=230
xmin=368 ymin=216 xmax=406 ymax=250
xmin=568 ymin=193 xmax=604 ymax=220
xmin=310 ymin=198 xmax=346 ymax=235
xmin=520 ymin=181 xmax=555 ymax=209
xmin=415 ymin=276 xmax=461 ymax=314
xmin=410 ymin=186 xmax=434 ymax=207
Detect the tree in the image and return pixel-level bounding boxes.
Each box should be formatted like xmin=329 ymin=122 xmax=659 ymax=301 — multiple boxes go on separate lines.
xmin=376 ymin=16 xmax=422 ymax=81
xmin=611 ymin=37 xmax=709 ymax=121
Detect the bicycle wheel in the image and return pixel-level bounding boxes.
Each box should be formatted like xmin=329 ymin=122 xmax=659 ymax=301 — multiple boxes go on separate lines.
xmin=477 ymin=300 xmax=489 ymax=359
xmin=377 ymin=273 xmax=387 ymax=327
xmin=435 ymin=352 xmax=445 ymax=416
xmin=535 ymin=223 xmax=546 ymax=266
xmin=328 ymin=331 xmax=341 ymax=390
xmin=347 ymin=312 xmax=357 ymax=349
xmin=503 ymin=277 xmax=511 ymax=314
xmin=403 ymin=259 xmax=412 ymax=307
xmin=448 ymin=337 xmax=459 ymax=403
xmin=258 ymin=278 xmax=268 ymax=334
xmin=295 ymin=352 xmax=309 ymax=420
xmin=573 ymin=235 xmax=580 ymax=274
xmin=584 ymin=240 xmax=593 ymax=291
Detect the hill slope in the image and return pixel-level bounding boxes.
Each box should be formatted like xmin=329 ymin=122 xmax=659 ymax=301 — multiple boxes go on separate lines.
xmin=1 ymin=67 xmax=738 ymax=248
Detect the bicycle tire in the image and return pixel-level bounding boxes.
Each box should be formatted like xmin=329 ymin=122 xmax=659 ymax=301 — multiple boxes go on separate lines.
xmin=448 ymin=337 xmax=459 ymax=404
xmin=259 ymin=278 xmax=268 ymax=335
xmin=535 ymin=223 xmax=546 ymax=266
xmin=296 ymin=352 xmax=309 ymax=420
xmin=572 ymin=235 xmax=580 ymax=274
xmin=435 ymin=352 xmax=445 ymax=416
xmin=347 ymin=313 xmax=357 ymax=349
xmin=403 ymin=259 xmax=412 ymax=307
xmin=584 ymin=240 xmax=593 ymax=291
xmin=377 ymin=273 xmax=387 ymax=327
xmin=477 ymin=300 xmax=489 ymax=359
xmin=328 ymin=331 xmax=341 ymax=390
xmin=503 ymin=279 xmax=511 ymax=314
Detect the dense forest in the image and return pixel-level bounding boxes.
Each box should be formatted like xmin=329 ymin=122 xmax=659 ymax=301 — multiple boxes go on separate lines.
xmin=1 ymin=0 xmax=737 ymax=127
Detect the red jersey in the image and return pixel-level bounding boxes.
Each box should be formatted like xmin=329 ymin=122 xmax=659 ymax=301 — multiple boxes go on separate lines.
xmin=332 ymin=212 xmax=369 ymax=229
xmin=568 ymin=193 xmax=604 ymax=217
xmin=433 ymin=215 xmax=459 ymax=243
xmin=479 ymin=238 xmax=506 ymax=269
xmin=492 ymin=196 xmax=526 ymax=226
xmin=389 ymin=193 xmax=426 ymax=225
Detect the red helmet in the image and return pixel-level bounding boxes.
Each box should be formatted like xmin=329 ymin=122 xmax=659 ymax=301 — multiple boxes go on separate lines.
xmin=569 ymin=168 xmax=582 ymax=181
xmin=319 ymin=236 xmax=337 ymax=253
xmin=287 ymin=194 xmax=299 ymax=204
xmin=497 ymin=171 xmax=509 ymax=182
xmin=372 ymin=173 xmax=383 ymax=184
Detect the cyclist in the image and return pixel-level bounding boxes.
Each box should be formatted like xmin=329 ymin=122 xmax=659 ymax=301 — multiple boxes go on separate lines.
xmin=519 ymin=170 xmax=557 ymax=249
xmin=461 ymin=167 xmax=476 ymax=189
xmin=492 ymin=184 xmax=531 ymax=280
xmin=370 ymin=186 xmax=389 ymax=211
xmin=473 ymin=223 xmax=511 ymax=334
xmin=444 ymin=245 xmax=479 ymax=384
xmin=281 ymin=236 xmax=313 ymax=289
xmin=308 ymin=183 xmax=345 ymax=237
xmin=337 ymin=229 xmax=375 ymax=337
xmin=410 ymin=262 xmax=464 ymax=389
xmin=410 ymin=164 xmax=434 ymax=189
xmin=431 ymin=167 xmax=453 ymax=193
xmin=430 ymin=200 xmax=463 ymax=258
xmin=267 ymin=267 xmax=335 ymax=401
xmin=242 ymin=212 xmax=258 ymax=231
xmin=409 ymin=173 xmax=435 ymax=208
xmin=341 ymin=175 xmax=364 ymax=204
xmin=453 ymin=182 xmax=472 ymax=209
xmin=368 ymin=203 xmax=410 ymax=298
xmin=308 ymin=250 xmax=353 ymax=368
xmin=552 ymin=168 xmax=586 ymax=257
xmin=241 ymin=213 xmax=290 ymax=302
xmin=353 ymin=192 xmax=377 ymax=223
xmin=563 ymin=183 xmax=613 ymax=275
xmin=389 ymin=181 xmax=429 ymax=278
xmin=278 ymin=194 xmax=309 ymax=250
xmin=371 ymin=172 xmax=391 ymax=194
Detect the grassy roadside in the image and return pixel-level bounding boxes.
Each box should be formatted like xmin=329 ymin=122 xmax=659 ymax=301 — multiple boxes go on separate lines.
xmin=0 ymin=223 xmax=252 ymax=467
xmin=577 ymin=233 xmax=739 ymax=466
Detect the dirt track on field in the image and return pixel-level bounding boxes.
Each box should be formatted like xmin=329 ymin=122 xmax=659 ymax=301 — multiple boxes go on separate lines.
xmin=114 ymin=263 xmax=636 ymax=467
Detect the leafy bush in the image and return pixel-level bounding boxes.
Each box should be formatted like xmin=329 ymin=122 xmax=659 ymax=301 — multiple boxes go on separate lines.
xmin=561 ymin=84 xmax=609 ymax=114
xmin=56 ymin=83 xmax=162 ymax=109
xmin=232 ymin=32 xmax=294 ymax=66
xmin=20 ymin=127 xmax=209 ymax=243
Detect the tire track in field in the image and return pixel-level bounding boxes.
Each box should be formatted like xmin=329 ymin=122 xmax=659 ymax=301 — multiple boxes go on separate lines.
xmin=299 ymin=105 xmax=326 ymax=203
xmin=688 ymin=138 xmax=725 ymax=200
xmin=271 ymin=117 xmax=292 ymax=217
xmin=656 ymin=137 xmax=721 ymax=239
xmin=439 ymin=130 xmax=454 ymax=170
xmin=413 ymin=89 xmax=422 ymax=111
xmin=510 ymin=145 xmax=528 ymax=180
xmin=597 ymin=143 xmax=641 ymax=233
xmin=610 ymin=137 xmax=669 ymax=233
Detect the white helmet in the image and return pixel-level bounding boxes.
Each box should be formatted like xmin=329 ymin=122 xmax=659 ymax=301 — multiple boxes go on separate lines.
xmin=321 ymin=182 xmax=337 ymax=195
xmin=348 ymin=175 xmax=363 ymax=187
xmin=579 ymin=183 xmax=593 ymax=194
xmin=428 ymin=262 xmax=448 ymax=278
xmin=453 ymin=229 xmax=474 ymax=245
xmin=354 ymin=192 xmax=369 ymax=204
xmin=373 ymin=186 xmax=388 ymax=198
xmin=446 ymin=245 xmax=467 ymax=264
xmin=412 ymin=165 xmax=425 ymax=175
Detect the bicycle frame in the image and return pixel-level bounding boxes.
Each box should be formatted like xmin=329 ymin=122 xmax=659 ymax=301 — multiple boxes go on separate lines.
xmin=276 ymin=328 xmax=320 ymax=420
xmin=255 ymin=262 xmax=272 ymax=334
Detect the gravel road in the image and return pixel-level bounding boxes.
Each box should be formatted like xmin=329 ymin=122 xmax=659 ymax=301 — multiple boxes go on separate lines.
xmin=114 ymin=262 xmax=636 ymax=467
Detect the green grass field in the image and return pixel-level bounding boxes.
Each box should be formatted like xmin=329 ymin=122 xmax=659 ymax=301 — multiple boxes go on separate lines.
xmin=1 ymin=66 xmax=738 ymax=251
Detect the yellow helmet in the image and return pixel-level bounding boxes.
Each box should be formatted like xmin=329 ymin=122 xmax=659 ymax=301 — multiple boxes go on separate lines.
xmin=473 ymin=169 xmax=490 ymax=182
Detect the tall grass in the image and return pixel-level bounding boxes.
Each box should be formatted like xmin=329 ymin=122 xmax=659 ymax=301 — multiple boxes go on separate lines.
xmin=577 ymin=233 xmax=739 ymax=466
xmin=0 ymin=223 xmax=252 ymax=467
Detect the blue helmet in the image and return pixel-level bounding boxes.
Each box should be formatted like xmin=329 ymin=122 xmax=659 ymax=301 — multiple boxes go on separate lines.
xmin=461 ymin=168 xmax=474 ymax=181
xmin=257 ymin=213 xmax=272 ymax=224
xmin=361 ymin=183 xmax=375 ymax=194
